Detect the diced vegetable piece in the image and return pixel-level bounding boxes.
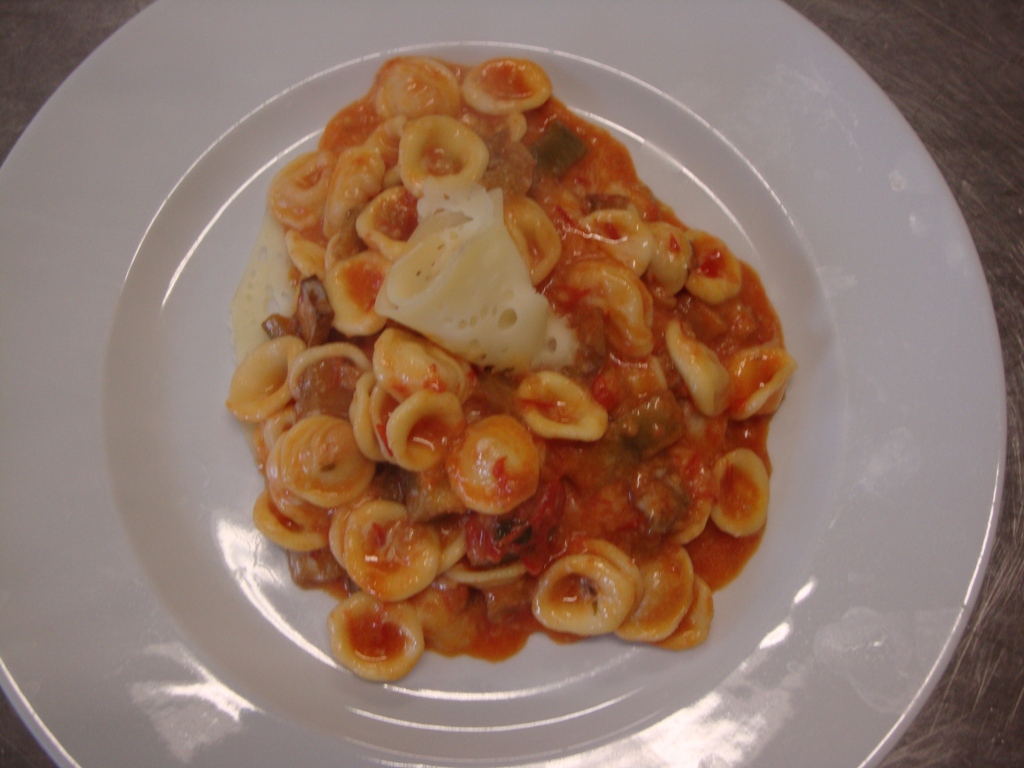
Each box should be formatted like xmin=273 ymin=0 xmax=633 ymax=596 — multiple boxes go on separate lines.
xmin=531 ymin=120 xmax=587 ymax=177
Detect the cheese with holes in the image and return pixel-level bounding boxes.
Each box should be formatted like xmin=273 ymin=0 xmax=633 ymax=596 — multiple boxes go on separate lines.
xmin=375 ymin=182 xmax=575 ymax=370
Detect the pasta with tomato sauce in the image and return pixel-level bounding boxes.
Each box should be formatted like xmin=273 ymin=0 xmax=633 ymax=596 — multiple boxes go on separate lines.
xmin=227 ymin=55 xmax=795 ymax=680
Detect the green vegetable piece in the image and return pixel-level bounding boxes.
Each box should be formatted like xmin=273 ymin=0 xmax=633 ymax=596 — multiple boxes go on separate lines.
xmin=531 ymin=120 xmax=588 ymax=177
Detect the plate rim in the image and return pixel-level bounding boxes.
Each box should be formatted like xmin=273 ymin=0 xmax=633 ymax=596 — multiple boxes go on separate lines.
xmin=0 ymin=1 xmax=1006 ymax=767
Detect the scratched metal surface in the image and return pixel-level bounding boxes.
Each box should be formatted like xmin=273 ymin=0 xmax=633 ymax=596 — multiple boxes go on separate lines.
xmin=1 ymin=1 xmax=1021 ymax=766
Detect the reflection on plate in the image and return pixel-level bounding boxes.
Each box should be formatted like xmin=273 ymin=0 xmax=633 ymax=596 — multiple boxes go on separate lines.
xmin=0 ymin=3 xmax=1004 ymax=768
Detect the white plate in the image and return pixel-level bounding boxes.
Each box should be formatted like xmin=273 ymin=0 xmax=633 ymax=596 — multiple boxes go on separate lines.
xmin=0 ymin=1 xmax=1005 ymax=767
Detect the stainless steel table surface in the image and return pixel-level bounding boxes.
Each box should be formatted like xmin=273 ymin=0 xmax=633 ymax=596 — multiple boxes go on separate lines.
xmin=1 ymin=1 xmax=1021 ymax=766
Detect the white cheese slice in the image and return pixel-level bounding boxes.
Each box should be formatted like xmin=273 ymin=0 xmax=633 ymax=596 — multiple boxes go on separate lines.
xmin=229 ymin=212 xmax=295 ymax=363
xmin=376 ymin=182 xmax=576 ymax=371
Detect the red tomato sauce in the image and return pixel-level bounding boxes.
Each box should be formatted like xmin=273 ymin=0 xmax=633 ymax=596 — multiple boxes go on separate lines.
xmin=279 ymin=61 xmax=788 ymax=665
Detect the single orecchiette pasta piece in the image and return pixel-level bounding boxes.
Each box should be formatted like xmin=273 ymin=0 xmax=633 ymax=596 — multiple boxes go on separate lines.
xmin=656 ymin=576 xmax=714 ymax=651
xmin=372 ymin=327 xmax=474 ymax=402
xmin=445 ymin=414 xmax=540 ymax=515
xmin=266 ymin=414 xmax=375 ymax=509
xmin=398 ymin=115 xmax=490 ymax=196
xmin=444 ymin=560 xmax=527 ymax=587
xmin=580 ymin=208 xmax=656 ymax=276
xmin=385 ymin=390 xmax=465 ymax=471
xmin=267 ymin=150 xmax=335 ymax=231
xmin=615 ymin=545 xmax=695 ymax=643
xmin=342 ymin=500 xmax=441 ymax=602
xmin=684 ymin=229 xmax=743 ymax=304
xmin=349 ymin=372 xmax=387 ymax=461
xmin=647 ymin=221 xmax=693 ymax=294
xmin=226 ymin=335 xmax=306 ymax=422
xmin=328 ymin=592 xmax=425 ymax=681
xmin=287 ymin=342 xmax=371 ymax=401
xmin=373 ymin=56 xmax=462 ymax=119
xmin=461 ymin=58 xmax=552 ymax=115
xmin=532 ymin=552 xmax=639 ymax=636
xmin=726 ymin=345 xmax=797 ymax=420
xmin=323 ymin=250 xmax=390 ymax=336
xmin=565 ymin=259 xmax=654 ymax=358
xmin=665 ymin=319 xmax=731 ymax=417
xmin=515 ymin=371 xmax=608 ymax=442
xmin=503 ymin=194 xmax=561 ymax=284
xmin=711 ymin=447 xmax=770 ymax=537
xmin=284 ymin=229 xmax=327 ymax=280
xmin=355 ymin=186 xmax=419 ymax=262
xmin=252 ymin=490 xmax=328 ymax=553
xmin=323 ymin=144 xmax=386 ymax=239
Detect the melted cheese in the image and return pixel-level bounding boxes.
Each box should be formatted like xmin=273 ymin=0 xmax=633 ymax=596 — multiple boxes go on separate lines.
xmin=229 ymin=212 xmax=295 ymax=362
xmin=375 ymin=182 xmax=576 ymax=370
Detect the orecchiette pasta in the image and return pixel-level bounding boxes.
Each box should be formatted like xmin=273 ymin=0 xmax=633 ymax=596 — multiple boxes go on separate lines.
xmin=263 ymin=449 xmax=331 ymax=531
xmin=647 ymin=221 xmax=693 ymax=294
xmin=710 ymin=448 xmax=770 ymax=537
xmin=656 ymin=576 xmax=714 ymax=651
xmin=445 ymin=560 xmax=527 ymax=587
xmin=684 ymin=229 xmax=743 ymax=304
xmin=367 ymin=382 xmax=400 ymax=458
xmin=265 ymin=414 xmax=375 ymax=509
xmin=615 ymin=545 xmax=695 ymax=643
xmin=581 ymin=208 xmax=656 ymax=276
xmin=384 ymin=390 xmax=464 ymax=471
xmin=461 ymin=58 xmax=552 ymax=115
xmin=324 ymin=217 xmax=363 ymax=272
xmin=665 ymin=319 xmax=732 ymax=417
xmin=348 ymin=372 xmax=387 ymax=462
xmin=363 ymin=115 xmax=407 ymax=171
xmin=355 ymin=185 xmax=419 ymax=261
xmin=563 ymin=259 xmax=654 ymax=358
xmin=372 ymin=327 xmax=473 ymax=402
xmin=251 ymin=404 xmax=297 ymax=467
xmin=398 ymin=115 xmax=490 ymax=196
xmin=575 ymin=538 xmax=643 ymax=597
xmin=328 ymin=592 xmax=425 ymax=681
xmin=267 ymin=150 xmax=335 ymax=232
xmin=251 ymin=490 xmax=328 ymax=553
xmin=286 ymin=342 xmax=371 ymax=401
xmin=436 ymin=524 xmax=467 ymax=573
xmin=323 ymin=250 xmax=390 ymax=337
xmin=323 ymin=145 xmax=386 ymax=239
xmin=532 ymin=552 xmax=638 ymax=636
xmin=226 ymin=335 xmax=305 ymax=422
xmin=373 ymin=56 xmax=461 ymax=119
xmin=228 ymin=56 xmax=793 ymax=682
xmin=284 ymin=229 xmax=327 ymax=280
xmin=342 ymin=500 xmax=441 ymax=601
xmin=446 ymin=415 xmax=540 ymax=515
xmin=503 ymin=194 xmax=561 ymax=284
xmin=515 ymin=371 xmax=608 ymax=441
xmin=726 ymin=344 xmax=797 ymax=420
